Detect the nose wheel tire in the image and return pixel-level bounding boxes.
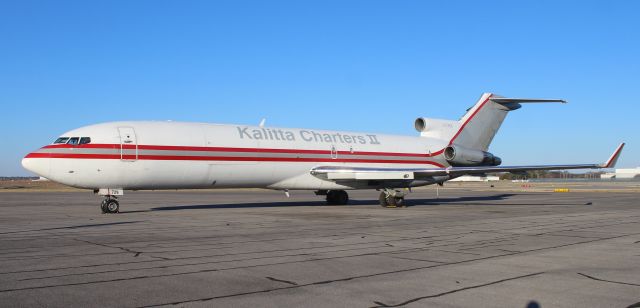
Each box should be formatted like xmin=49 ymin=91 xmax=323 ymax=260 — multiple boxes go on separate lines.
xmin=101 ymin=198 xmax=119 ymax=214
xmin=326 ymin=190 xmax=349 ymax=205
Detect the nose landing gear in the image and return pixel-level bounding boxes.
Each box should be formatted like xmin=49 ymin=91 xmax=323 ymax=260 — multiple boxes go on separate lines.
xmin=96 ymin=189 xmax=124 ymax=214
xmin=101 ymin=197 xmax=120 ymax=214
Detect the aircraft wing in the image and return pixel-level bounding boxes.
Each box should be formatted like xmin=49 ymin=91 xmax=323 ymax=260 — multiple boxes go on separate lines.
xmin=310 ymin=143 xmax=624 ymax=182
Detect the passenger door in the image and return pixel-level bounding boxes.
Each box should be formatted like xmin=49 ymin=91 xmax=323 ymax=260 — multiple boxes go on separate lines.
xmin=118 ymin=127 xmax=138 ymax=161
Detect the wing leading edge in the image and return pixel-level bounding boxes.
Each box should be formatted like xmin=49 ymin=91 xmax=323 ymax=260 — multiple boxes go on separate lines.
xmin=310 ymin=143 xmax=625 ymax=181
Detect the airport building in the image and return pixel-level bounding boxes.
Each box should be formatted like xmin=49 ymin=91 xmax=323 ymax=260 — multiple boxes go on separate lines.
xmin=600 ymin=167 xmax=640 ymax=179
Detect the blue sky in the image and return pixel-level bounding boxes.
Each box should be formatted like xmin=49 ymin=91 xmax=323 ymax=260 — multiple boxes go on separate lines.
xmin=2 ymin=1 xmax=638 ymax=176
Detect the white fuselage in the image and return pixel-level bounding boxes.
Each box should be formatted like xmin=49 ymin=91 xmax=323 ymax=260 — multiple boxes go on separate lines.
xmin=22 ymin=121 xmax=452 ymax=191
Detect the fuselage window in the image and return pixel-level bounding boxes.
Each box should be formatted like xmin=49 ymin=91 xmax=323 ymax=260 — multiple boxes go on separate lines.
xmin=67 ymin=137 xmax=79 ymax=145
xmin=54 ymin=137 xmax=70 ymax=144
xmin=79 ymin=137 xmax=91 ymax=145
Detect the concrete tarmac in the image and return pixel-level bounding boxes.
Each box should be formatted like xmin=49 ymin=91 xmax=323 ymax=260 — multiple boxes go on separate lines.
xmin=0 ymin=188 xmax=638 ymax=307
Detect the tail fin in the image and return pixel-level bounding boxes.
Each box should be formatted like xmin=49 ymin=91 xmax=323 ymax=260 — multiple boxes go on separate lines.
xmin=449 ymin=93 xmax=566 ymax=151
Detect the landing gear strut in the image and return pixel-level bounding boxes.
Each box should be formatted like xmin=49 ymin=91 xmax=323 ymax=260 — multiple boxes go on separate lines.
xmin=379 ymin=189 xmax=406 ymax=208
xmin=101 ymin=197 xmax=119 ymax=214
xmin=325 ymin=190 xmax=349 ymax=205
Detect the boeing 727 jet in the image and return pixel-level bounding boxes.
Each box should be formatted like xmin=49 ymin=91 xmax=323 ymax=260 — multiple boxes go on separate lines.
xmin=22 ymin=93 xmax=625 ymax=213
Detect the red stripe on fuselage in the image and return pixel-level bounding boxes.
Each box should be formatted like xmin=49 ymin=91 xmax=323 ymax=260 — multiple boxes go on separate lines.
xmin=41 ymin=143 xmax=444 ymax=158
xmin=24 ymin=152 xmax=445 ymax=167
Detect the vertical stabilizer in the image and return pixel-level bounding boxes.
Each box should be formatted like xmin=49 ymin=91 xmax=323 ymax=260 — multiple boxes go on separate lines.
xmin=449 ymin=93 xmax=507 ymax=151
xmin=448 ymin=93 xmax=566 ymax=151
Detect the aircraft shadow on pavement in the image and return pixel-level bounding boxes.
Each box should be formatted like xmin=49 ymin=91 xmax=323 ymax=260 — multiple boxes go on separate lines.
xmin=148 ymin=194 xmax=519 ymax=211
xmin=408 ymin=193 xmax=517 ymax=206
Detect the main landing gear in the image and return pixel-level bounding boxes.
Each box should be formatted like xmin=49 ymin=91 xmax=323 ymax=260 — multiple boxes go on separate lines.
xmin=317 ymin=189 xmax=407 ymax=207
xmin=317 ymin=190 xmax=349 ymax=205
xmin=101 ymin=196 xmax=120 ymax=214
xmin=378 ymin=189 xmax=406 ymax=208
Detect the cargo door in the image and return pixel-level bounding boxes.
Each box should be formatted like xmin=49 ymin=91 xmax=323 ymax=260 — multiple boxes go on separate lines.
xmin=118 ymin=127 xmax=138 ymax=161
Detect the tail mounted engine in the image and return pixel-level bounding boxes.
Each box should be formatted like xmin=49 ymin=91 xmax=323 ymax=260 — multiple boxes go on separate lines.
xmin=414 ymin=117 xmax=461 ymax=140
xmin=414 ymin=117 xmax=460 ymax=133
xmin=444 ymin=145 xmax=502 ymax=166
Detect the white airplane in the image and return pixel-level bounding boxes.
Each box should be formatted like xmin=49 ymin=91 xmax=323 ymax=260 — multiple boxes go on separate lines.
xmin=22 ymin=93 xmax=624 ymax=213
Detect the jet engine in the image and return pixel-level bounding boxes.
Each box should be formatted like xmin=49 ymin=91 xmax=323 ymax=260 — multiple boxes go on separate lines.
xmin=444 ymin=145 xmax=502 ymax=166
xmin=414 ymin=117 xmax=459 ymax=133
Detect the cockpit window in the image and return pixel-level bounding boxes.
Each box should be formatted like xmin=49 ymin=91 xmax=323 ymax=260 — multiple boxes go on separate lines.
xmin=54 ymin=137 xmax=70 ymax=144
xmin=67 ymin=137 xmax=79 ymax=145
xmin=53 ymin=136 xmax=91 ymax=145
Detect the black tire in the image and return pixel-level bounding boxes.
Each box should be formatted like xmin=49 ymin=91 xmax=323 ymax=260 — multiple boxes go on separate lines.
xmin=379 ymin=192 xmax=388 ymax=207
xmin=380 ymin=192 xmax=398 ymax=208
xmin=100 ymin=200 xmax=107 ymax=213
xmin=386 ymin=196 xmax=397 ymax=208
xmin=394 ymin=197 xmax=405 ymax=207
xmin=105 ymin=199 xmax=119 ymax=214
xmin=326 ymin=190 xmax=349 ymax=205
xmin=335 ymin=190 xmax=349 ymax=205
xmin=326 ymin=191 xmax=337 ymax=205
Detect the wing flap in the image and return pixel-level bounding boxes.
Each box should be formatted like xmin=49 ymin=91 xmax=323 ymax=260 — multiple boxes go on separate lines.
xmin=326 ymin=170 xmax=415 ymax=180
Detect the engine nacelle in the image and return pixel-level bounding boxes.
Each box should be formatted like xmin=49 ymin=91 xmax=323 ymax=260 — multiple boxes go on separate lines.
xmin=414 ymin=117 xmax=459 ymax=133
xmin=444 ymin=145 xmax=502 ymax=166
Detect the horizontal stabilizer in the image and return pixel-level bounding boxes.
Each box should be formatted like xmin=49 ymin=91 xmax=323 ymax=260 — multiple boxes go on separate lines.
xmin=490 ymin=98 xmax=567 ymax=104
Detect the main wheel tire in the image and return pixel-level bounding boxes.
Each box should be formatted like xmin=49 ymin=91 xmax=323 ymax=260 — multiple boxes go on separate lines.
xmin=379 ymin=192 xmax=389 ymax=207
xmin=394 ymin=197 xmax=405 ymax=207
xmin=326 ymin=190 xmax=349 ymax=205
xmin=386 ymin=195 xmax=397 ymax=208
xmin=100 ymin=200 xmax=108 ymax=214
xmin=326 ymin=191 xmax=337 ymax=205
xmin=335 ymin=190 xmax=348 ymax=205
xmin=105 ymin=199 xmax=119 ymax=213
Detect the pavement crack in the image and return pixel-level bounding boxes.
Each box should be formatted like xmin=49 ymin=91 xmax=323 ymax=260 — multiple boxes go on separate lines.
xmin=497 ymin=249 xmax=521 ymax=253
xmin=385 ymin=255 xmax=446 ymax=264
xmin=74 ymin=239 xmax=143 ymax=258
xmin=147 ymin=255 xmax=172 ymax=260
xmin=14 ymin=244 xmax=394 ymax=283
xmin=370 ymin=272 xmax=545 ymax=307
xmin=265 ymin=276 xmax=298 ymax=286
xmin=0 ymin=221 xmax=143 ymax=235
xmin=430 ymin=249 xmax=482 ymax=256
xmin=577 ymin=272 xmax=640 ymax=287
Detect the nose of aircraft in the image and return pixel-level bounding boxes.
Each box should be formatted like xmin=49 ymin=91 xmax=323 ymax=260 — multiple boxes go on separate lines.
xmin=22 ymin=154 xmax=50 ymax=178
